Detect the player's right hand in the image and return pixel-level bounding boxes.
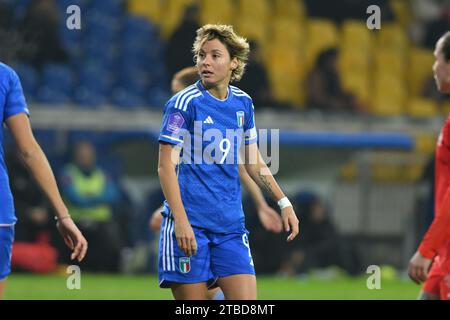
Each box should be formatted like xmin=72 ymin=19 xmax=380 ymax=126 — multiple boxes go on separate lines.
xmin=174 ymin=217 xmax=197 ymax=257
xmin=408 ymin=251 xmax=432 ymax=284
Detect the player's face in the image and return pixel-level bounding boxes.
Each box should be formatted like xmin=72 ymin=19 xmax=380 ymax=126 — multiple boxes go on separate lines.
xmin=433 ymin=37 xmax=450 ymax=93
xmin=196 ymin=38 xmax=238 ymax=87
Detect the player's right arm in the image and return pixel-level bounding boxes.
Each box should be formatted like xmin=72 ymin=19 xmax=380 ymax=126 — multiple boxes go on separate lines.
xmin=157 ymin=97 xmax=197 ymax=257
xmin=409 ymin=187 xmax=450 ymax=283
xmin=158 ymin=143 xmax=197 ymax=257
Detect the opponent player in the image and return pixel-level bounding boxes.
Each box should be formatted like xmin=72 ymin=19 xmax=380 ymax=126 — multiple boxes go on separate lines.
xmin=157 ymin=24 xmax=299 ymax=300
xmin=0 ymin=62 xmax=88 ymax=299
xmin=408 ymin=31 xmax=450 ymax=300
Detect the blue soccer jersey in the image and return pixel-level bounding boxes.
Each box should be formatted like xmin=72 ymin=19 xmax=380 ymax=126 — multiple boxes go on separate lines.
xmin=158 ymin=80 xmax=258 ymax=233
xmin=0 ymin=62 xmax=30 ymax=225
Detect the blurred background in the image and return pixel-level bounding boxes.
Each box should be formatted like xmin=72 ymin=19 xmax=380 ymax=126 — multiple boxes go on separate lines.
xmin=0 ymin=0 xmax=448 ymax=298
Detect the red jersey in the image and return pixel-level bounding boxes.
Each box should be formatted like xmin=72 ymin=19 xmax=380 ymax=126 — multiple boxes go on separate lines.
xmin=419 ymin=116 xmax=450 ymax=264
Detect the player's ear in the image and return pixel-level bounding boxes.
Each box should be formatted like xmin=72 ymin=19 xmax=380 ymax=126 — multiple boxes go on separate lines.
xmin=230 ymin=57 xmax=238 ymax=71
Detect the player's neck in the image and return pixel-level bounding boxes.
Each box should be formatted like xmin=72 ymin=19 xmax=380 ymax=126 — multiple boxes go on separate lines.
xmin=204 ymin=82 xmax=229 ymax=100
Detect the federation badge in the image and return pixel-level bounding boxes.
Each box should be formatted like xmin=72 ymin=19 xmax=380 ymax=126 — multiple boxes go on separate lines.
xmin=236 ymin=111 xmax=245 ymax=127
xmin=179 ymin=257 xmax=191 ymax=274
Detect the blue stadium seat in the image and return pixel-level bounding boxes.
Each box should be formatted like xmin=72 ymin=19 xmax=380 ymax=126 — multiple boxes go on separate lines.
xmin=37 ymin=64 xmax=74 ymax=104
xmin=111 ymin=87 xmax=145 ymax=108
xmin=12 ymin=63 xmax=39 ymax=100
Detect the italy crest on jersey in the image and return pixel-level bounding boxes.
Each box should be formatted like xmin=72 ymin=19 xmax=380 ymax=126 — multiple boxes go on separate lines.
xmin=236 ymin=111 xmax=245 ymax=127
xmin=179 ymin=257 xmax=191 ymax=273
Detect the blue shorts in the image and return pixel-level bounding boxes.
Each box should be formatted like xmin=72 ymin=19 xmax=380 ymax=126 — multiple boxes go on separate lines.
xmin=0 ymin=226 xmax=14 ymax=281
xmin=158 ymin=216 xmax=255 ymax=288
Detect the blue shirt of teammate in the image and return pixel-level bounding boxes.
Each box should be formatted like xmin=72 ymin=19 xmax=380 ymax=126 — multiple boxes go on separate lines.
xmin=0 ymin=62 xmax=30 ymax=225
xmin=158 ymin=80 xmax=258 ymax=233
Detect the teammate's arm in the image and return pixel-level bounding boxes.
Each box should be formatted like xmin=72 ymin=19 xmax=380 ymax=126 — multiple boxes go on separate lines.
xmin=5 ymin=113 xmax=87 ymax=261
xmin=243 ymin=143 xmax=299 ymax=241
xmin=158 ymin=142 xmax=197 ymax=256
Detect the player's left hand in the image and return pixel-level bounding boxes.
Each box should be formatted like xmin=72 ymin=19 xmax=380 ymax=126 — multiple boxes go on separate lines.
xmin=408 ymin=251 xmax=432 ymax=284
xmin=257 ymin=204 xmax=283 ymax=233
xmin=281 ymin=206 xmax=299 ymax=242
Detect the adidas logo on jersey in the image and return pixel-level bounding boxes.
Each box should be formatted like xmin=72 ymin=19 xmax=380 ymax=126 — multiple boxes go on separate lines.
xmin=203 ymin=116 xmax=214 ymax=124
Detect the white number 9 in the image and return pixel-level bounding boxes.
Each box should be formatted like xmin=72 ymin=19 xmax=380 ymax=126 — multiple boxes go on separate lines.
xmin=219 ymin=138 xmax=231 ymax=164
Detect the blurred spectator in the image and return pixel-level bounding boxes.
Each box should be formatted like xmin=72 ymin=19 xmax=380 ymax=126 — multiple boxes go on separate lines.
xmin=305 ymin=0 xmax=394 ymax=25
xmin=59 ymin=141 xmax=121 ymax=272
xmin=164 ymin=4 xmax=200 ymax=81
xmin=306 ymin=48 xmax=365 ymax=113
xmin=17 ymin=0 xmax=68 ymax=69
xmin=236 ymin=41 xmax=275 ymax=108
xmin=423 ymin=5 xmax=450 ymax=49
xmin=410 ymin=0 xmax=442 ymax=44
xmin=277 ymin=192 xmax=360 ymax=276
xmin=0 ymin=3 xmax=20 ymax=62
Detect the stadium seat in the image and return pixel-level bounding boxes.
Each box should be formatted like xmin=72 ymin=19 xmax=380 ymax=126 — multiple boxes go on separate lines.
xmin=341 ymin=20 xmax=373 ymax=51
xmin=406 ymin=98 xmax=439 ymax=118
xmin=12 ymin=63 xmax=39 ymax=100
xmin=272 ymin=0 xmax=306 ymax=22
xmin=372 ymin=74 xmax=406 ymax=116
xmin=409 ymin=47 xmax=434 ymax=96
xmin=199 ymin=0 xmax=233 ymax=25
xmin=305 ymin=19 xmax=339 ymax=72
xmin=374 ymin=48 xmax=406 ymax=78
xmin=377 ymin=23 xmax=408 ymax=52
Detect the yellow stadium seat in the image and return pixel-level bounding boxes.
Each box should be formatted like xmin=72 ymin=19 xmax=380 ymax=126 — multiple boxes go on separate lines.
xmin=234 ymin=16 xmax=268 ymax=45
xmin=441 ymin=101 xmax=450 ymax=116
xmin=272 ymin=0 xmax=306 ymax=22
xmin=414 ymin=132 xmax=437 ymax=155
xmin=338 ymin=48 xmax=370 ymax=74
xmin=159 ymin=0 xmax=199 ymax=38
xmin=128 ymin=0 xmax=163 ymax=24
xmin=391 ymin=0 xmax=412 ymax=28
xmin=341 ymin=20 xmax=374 ymax=51
xmin=377 ymin=23 xmax=408 ymax=52
xmin=409 ymin=47 xmax=434 ymax=96
xmin=199 ymin=0 xmax=233 ymax=25
xmin=237 ymin=0 xmax=270 ymax=23
xmin=341 ymin=73 xmax=370 ymax=105
xmin=372 ymin=74 xmax=406 ymax=116
xmin=270 ymin=18 xmax=304 ymax=47
xmin=374 ymin=48 xmax=406 ymax=78
xmin=305 ymin=19 xmax=339 ymax=71
xmin=407 ymin=98 xmax=439 ymax=118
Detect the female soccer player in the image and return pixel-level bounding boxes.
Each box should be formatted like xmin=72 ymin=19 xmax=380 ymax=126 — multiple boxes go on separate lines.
xmin=408 ymin=31 xmax=450 ymax=300
xmin=0 ymin=62 xmax=88 ymax=299
xmin=157 ymin=24 xmax=299 ymax=300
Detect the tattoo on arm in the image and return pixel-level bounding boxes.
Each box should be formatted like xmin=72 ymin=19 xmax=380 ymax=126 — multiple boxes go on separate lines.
xmin=258 ymin=171 xmax=277 ymax=200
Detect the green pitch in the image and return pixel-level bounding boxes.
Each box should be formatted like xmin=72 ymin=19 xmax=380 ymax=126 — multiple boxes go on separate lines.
xmin=4 ymin=273 xmax=419 ymax=300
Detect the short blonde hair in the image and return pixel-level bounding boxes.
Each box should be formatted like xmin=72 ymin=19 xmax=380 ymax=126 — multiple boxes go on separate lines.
xmin=192 ymin=24 xmax=250 ymax=82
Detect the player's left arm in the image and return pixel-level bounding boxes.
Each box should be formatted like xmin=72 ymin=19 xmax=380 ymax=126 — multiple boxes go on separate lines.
xmin=239 ymin=164 xmax=282 ymax=233
xmin=243 ymin=143 xmax=299 ymax=241
xmin=6 ymin=113 xmax=88 ymax=261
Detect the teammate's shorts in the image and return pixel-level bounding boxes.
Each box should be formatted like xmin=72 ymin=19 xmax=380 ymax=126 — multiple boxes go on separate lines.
xmin=0 ymin=226 xmax=14 ymax=280
xmin=423 ymin=255 xmax=450 ymax=300
xmin=158 ymin=216 xmax=255 ymax=288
